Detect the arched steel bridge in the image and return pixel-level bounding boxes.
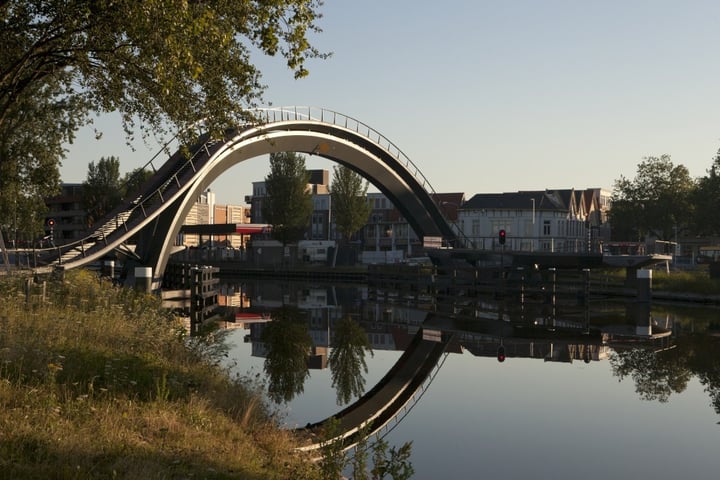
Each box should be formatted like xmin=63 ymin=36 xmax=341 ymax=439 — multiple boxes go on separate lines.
xmin=36 ymin=107 xmax=466 ymax=287
xmin=295 ymin=326 xmax=454 ymax=456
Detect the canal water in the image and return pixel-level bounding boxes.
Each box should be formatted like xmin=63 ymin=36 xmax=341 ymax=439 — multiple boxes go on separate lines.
xmin=218 ymin=276 xmax=720 ymax=479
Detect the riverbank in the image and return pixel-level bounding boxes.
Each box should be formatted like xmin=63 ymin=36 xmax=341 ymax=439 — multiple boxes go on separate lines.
xmin=0 ymin=270 xmax=320 ymax=479
xmin=209 ymin=260 xmax=720 ymax=305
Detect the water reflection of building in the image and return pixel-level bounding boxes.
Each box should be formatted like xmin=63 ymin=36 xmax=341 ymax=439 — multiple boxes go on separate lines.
xmin=461 ymin=336 xmax=611 ymax=363
xmin=216 ymin=283 xmax=251 ymax=308
xmin=220 ymin=279 xmax=676 ymax=373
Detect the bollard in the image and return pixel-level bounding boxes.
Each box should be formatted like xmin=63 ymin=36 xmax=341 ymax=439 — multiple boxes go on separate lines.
xmin=102 ymin=260 xmax=115 ymax=279
xmin=134 ymin=267 xmax=152 ymax=293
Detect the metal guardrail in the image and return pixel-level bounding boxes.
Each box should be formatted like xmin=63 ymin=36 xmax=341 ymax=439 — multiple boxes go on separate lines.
xmin=369 ymin=346 xmax=452 ymax=444
xmin=30 ymin=106 xmax=473 ymax=266
xmin=34 ymin=129 xmax=217 ymax=266
xmin=254 ymin=107 xmax=474 ymax=248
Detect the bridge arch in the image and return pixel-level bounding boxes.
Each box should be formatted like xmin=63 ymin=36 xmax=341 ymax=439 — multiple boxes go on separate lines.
xmin=138 ymin=107 xmax=460 ymax=284
xmin=36 ymin=107 xmax=462 ymax=285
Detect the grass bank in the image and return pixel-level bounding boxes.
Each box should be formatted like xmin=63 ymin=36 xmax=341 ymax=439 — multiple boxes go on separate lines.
xmin=0 ymin=270 xmax=319 ymax=479
xmin=651 ymin=268 xmax=720 ymax=295
xmin=594 ymin=267 xmax=720 ymax=300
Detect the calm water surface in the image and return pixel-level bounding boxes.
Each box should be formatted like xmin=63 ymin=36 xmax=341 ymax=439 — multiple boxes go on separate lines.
xmin=220 ymin=277 xmax=720 ymax=479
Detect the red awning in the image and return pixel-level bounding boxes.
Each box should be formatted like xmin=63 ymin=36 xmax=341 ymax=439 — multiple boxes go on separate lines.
xmin=234 ymin=224 xmax=272 ymax=235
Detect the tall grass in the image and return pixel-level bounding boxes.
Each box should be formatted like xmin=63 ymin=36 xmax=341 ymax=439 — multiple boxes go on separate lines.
xmin=0 ymin=270 xmax=319 ymax=479
xmin=651 ymin=269 xmax=720 ymax=295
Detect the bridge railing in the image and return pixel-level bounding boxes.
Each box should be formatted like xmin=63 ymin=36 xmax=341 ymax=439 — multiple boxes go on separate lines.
xmin=36 ymin=128 xmax=220 ymax=266
xmin=36 ymin=106 xmax=476 ymax=265
xmin=255 ymin=107 xmax=475 ymax=248
xmin=256 ymin=106 xmax=437 ymax=189
xmin=466 ymin=235 xmax=602 ymax=254
xmin=369 ymin=345 xmax=452 ymax=445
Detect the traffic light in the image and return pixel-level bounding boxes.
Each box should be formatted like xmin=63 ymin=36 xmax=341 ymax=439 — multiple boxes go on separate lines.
xmin=497 ymin=345 xmax=506 ymax=363
xmin=47 ymin=218 xmax=55 ymax=229
xmin=498 ymin=229 xmax=506 ymax=245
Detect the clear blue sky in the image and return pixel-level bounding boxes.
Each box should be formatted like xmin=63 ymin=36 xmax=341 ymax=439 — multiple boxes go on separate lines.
xmin=63 ymin=0 xmax=720 ymax=205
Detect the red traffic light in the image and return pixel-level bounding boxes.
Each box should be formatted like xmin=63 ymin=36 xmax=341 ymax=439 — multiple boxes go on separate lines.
xmin=498 ymin=229 xmax=506 ymax=245
xmin=47 ymin=218 xmax=56 ymax=228
xmin=497 ymin=345 xmax=506 ymax=362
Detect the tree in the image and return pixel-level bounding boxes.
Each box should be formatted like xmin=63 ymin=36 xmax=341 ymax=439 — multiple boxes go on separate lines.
xmin=121 ymin=167 xmax=154 ymax=200
xmin=609 ymin=155 xmax=695 ymax=241
xmin=328 ymin=316 xmax=373 ymax=405
xmin=692 ymin=150 xmax=720 ymax=236
xmin=330 ymin=165 xmax=372 ymax=242
xmin=82 ymin=156 xmax=122 ymax=228
xmin=610 ymin=346 xmax=691 ymax=403
xmin=0 ymin=0 xmax=327 ymax=236
xmin=262 ymin=306 xmax=312 ymax=404
xmin=262 ymin=152 xmax=313 ymax=245
xmin=0 ymin=78 xmax=79 ymax=244
xmin=0 ymin=0 xmax=327 ymax=138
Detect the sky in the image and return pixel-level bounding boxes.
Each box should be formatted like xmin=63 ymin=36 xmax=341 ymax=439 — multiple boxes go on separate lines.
xmin=63 ymin=0 xmax=720 ymax=206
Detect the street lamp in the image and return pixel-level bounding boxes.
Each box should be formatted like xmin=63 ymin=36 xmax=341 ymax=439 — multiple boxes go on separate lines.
xmin=327 ymin=193 xmax=332 ymax=241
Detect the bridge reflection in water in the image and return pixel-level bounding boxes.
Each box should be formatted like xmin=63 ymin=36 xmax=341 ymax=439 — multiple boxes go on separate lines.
xmin=215 ymin=273 xmax=679 ymax=455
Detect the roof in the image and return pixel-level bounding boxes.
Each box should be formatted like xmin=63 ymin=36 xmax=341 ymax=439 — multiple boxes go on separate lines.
xmin=463 ymin=190 xmax=566 ymax=211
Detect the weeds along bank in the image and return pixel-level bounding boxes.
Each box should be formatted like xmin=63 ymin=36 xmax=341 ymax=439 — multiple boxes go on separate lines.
xmin=0 ymin=270 xmax=319 ymax=479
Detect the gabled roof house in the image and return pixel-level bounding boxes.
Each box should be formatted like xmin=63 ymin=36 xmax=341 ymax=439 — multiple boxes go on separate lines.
xmin=458 ymin=189 xmax=607 ymax=253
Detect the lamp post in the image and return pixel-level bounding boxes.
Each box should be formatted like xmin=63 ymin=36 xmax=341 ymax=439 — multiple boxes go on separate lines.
xmin=327 ymin=193 xmax=332 ymax=241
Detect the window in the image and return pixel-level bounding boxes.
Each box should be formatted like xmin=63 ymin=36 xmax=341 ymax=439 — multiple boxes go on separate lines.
xmin=543 ymin=220 xmax=551 ymax=236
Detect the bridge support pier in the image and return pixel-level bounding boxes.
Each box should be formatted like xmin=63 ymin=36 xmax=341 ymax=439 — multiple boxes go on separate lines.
xmin=134 ymin=267 xmax=153 ymax=293
xmin=634 ymin=269 xmax=652 ymax=336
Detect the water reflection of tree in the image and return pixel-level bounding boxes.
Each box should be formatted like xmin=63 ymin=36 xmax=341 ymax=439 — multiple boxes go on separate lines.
xmin=610 ymin=335 xmax=720 ymax=418
xmin=329 ymin=316 xmax=373 ymax=405
xmin=687 ymin=336 xmax=720 ymax=417
xmin=262 ymin=306 xmax=312 ymax=404
xmin=610 ymin=347 xmax=690 ymax=402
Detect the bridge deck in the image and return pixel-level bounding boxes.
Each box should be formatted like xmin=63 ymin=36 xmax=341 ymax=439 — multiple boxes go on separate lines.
xmin=296 ymin=328 xmax=450 ymax=452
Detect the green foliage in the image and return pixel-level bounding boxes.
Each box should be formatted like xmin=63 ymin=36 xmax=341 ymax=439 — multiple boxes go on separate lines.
xmin=263 ymin=152 xmax=314 ymax=245
xmin=610 ymin=155 xmax=695 ymax=241
xmin=121 ymin=167 xmax=154 ymax=200
xmin=261 ymin=305 xmax=312 ymax=403
xmin=651 ymin=269 xmax=720 ymax=295
xmin=318 ymin=420 xmax=415 ymax=480
xmin=82 ymin=156 xmax=122 ymax=227
xmin=0 ymin=0 xmax=327 ymax=244
xmin=371 ymin=438 xmax=415 ymax=480
xmin=330 ymin=165 xmax=372 ymax=241
xmin=0 ymin=0 xmax=327 ymax=140
xmin=0 ymin=79 xmax=72 ymax=243
xmin=693 ymin=150 xmax=720 ymax=236
xmin=318 ymin=417 xmax=349 ymax=479
xmin=610 ymin=347 xmax=691 ymax=402
xmin=0 ymin=269 xmax=320 ymax=478
xmin=329 ymin=316 xmax=373 ymax=405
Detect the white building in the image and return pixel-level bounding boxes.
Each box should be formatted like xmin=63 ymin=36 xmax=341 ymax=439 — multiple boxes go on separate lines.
xmin=458 ymin=189 xmax=610 ymax=253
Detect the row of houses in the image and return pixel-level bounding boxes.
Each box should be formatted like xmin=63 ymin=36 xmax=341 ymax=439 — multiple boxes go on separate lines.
xmin=43 ymin=170 xmax=612 ymax=257
xmin=248 ymin=169 xmax=612 ymax=256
